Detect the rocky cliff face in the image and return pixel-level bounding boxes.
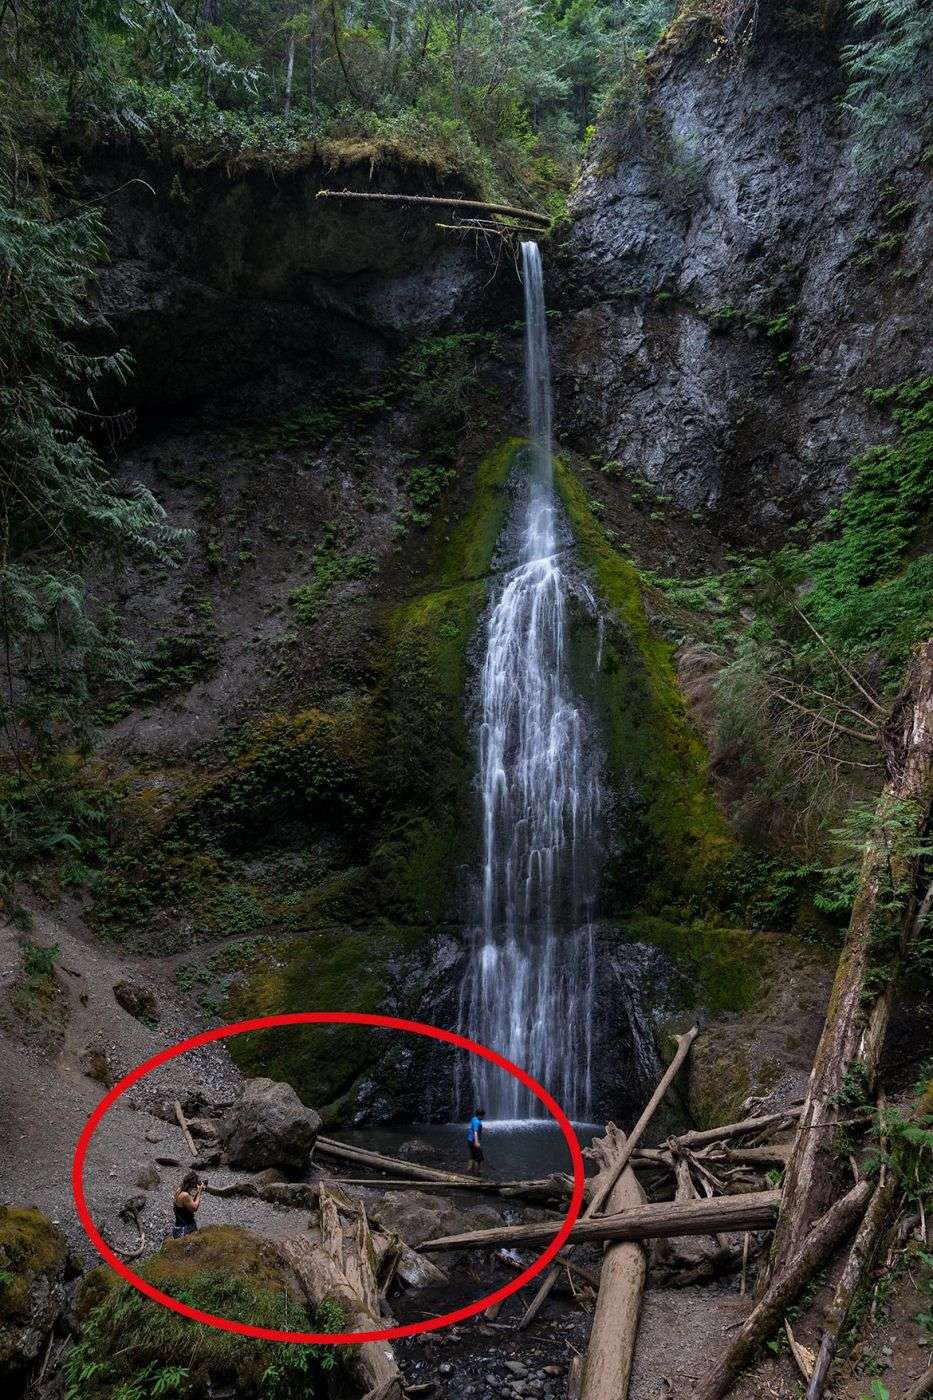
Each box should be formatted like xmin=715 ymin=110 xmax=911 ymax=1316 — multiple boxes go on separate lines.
xmin=554 ymin=5 xmax=932 ymax=540
xmin=82 ymin=146 xmax=508 ymax=412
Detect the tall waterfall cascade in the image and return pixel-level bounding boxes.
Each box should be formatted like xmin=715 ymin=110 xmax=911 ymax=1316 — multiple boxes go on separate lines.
xmin=461 ymin=242 xmax=605 ymax=1121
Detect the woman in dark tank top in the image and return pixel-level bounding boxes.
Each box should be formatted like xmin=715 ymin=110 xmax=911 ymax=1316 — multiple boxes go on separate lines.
xmin=172 ymin=1171 xmax=203 ymax=1237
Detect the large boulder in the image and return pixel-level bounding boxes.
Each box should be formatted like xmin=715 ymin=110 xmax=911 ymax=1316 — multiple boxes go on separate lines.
xmin=0 ymin=1207 xmax=67 ymax=1394
xmin=369 ymin=1191 xmax=503 ymax=1249
xmin=222 ymin=1078 xmax=321 ymax=1173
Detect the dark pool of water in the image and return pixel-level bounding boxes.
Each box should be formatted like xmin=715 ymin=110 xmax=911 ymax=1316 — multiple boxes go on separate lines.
xmin=332 ymin=1120 xmax=602 ymax=1180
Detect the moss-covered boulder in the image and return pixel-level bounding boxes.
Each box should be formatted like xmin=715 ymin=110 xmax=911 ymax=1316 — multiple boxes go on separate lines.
xmin=0 ymin=1207 xmax=67 ymax=1392
xmin=70 ymin=1226 xmax=341 ymax=1399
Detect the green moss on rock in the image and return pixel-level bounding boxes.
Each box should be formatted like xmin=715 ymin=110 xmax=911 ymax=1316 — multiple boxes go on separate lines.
xmin=70 ymin=1226 xmax=340 ymax=1399
xmin=622 ymin=913 xmax=767 ymax=1015
xmin=0 ymin=1207 xmax=66 ymax=1382
xmin=556 ymin=460 xmax=732 ymax=891
xmin=0 ymin=1207 xmax=65 ymax=1323
xmin=226 ymin=441 xmax=519 ymax=1110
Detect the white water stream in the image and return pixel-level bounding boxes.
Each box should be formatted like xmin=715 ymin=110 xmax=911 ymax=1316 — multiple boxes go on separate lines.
xmin=460 ymin=243 xmax=604 ymax=1120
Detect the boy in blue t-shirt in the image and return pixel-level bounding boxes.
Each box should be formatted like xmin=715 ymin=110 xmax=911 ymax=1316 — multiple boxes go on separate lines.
xmin=467 ymin=1108 xmax=486 ymax=1174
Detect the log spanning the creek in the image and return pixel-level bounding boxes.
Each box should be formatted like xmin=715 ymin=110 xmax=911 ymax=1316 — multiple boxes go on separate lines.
xmin=316 ymin=188 xmax=551 ymax=228
xmin=314 ymin=1136 xmax=576 ymax=1200
xmin=419 ymin=1188 xmax=782 ymax=1252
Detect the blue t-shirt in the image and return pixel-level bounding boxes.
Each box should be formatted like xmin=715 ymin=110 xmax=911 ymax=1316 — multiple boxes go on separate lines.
xmin=467 ymin=1115 xmax=482 ymax=1144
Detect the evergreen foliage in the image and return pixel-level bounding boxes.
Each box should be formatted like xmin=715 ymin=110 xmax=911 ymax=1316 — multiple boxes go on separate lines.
xmin=713 ymin=376 xmax=933 ymax=837
xmin=843 ymin=0 xmax=933 ymax=166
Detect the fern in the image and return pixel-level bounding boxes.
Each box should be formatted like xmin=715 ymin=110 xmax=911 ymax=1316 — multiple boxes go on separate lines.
xmin=842 ymin=0 xmax=933 ymax=166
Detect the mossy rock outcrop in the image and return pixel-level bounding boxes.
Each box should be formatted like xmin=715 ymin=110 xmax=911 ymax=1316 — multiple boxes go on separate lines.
xmin=0 ymin=1207 xmax=67 ymax=1392
xmin=556 ymin=460 xmax=732 ymax=898
xmin=225 ymin=440 xmax=519 ymax=1115
xmin=71 ymin=1226 xmax=341 ymax=1399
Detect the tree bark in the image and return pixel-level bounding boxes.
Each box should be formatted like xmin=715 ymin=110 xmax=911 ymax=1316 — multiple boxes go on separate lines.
xmin=419 ymin=1189 xmax=781 ymax=1252
xmin=806 ymin=1170 xmax=898 ymax=1399
xmin=579 ymin=1129 xmax=646 ymax=1400
xmin=278 ymin=1235 xmax=403 ymax=1400
xmin=517 ymin=1026 xmax=699 ymax=1329
xmin=695 ymin=1178 xmax=873 ymax=1400
xmin=316 ymin=188 xmax=550 ymax=227
xmin=904 ymin=1364 xmax=933 ymax=1400
xmin=767 ymin=639 xmax=933 ymax=1282
xmin=283 ymin=31 xmax=296 ymax=115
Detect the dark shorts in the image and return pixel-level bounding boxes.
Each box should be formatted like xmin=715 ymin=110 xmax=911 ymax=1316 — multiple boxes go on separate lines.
xmin=172 ymin=1222 xmax=198 ymax=1238
xmin=469 ymin=1143 xmax=484 ymax=1163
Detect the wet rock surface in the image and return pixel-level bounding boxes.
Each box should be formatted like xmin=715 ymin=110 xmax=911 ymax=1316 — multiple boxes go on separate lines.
xmin=554 ymin=6 xmax=933 ymax=539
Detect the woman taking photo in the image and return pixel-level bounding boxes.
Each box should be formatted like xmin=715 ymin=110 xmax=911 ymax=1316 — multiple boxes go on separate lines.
xmin=172 ymin=1171 xmax=204 ymax=1238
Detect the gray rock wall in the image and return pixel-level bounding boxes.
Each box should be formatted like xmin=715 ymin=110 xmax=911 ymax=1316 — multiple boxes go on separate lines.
xmin=553 ymin=6 xmax=932 ymax=538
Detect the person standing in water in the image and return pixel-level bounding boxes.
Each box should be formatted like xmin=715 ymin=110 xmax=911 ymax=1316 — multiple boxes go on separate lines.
xmin=467 ymin=1108 xmax=486 ymax=1174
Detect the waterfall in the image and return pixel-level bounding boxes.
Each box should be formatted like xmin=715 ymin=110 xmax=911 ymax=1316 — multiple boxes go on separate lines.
xmin=461 ymin=242 xmax=604 ymax=1121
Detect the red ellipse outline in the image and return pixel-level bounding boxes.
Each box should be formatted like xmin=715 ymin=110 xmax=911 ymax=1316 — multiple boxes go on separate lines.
xmin=72 ymin=1012 xmax=585 ymax=1344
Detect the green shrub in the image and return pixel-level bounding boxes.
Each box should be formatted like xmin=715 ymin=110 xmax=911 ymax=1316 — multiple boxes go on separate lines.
xmin=67 ymin=1228 xmax=343 ymax=1400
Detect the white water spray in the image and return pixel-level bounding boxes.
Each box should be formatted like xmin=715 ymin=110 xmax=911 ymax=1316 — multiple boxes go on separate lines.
xmin=462 ymin=243 xmax=604 ymax=1120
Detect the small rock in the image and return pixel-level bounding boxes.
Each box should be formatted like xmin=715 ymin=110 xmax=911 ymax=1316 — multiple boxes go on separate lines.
xmin=439 ymin=1363 xmax=453 ymax=1376
xmin=542 ymin=1367 xmax=564 ymax=1378
xmin=79 ymin=1045 xmax=112 ymax=1086
xmin=145 ymin=1127 xmax=163 ymax=1143
xmin=398 ymin=1138 xmax=443 ymax=1161
xmin=156 ymin=1155 xmax=180 ymax=1167
xmin=113 ymin=979 xmax=159 ymax=1025
xmin=504 ymin=1363 xmax=528 ymax=1378
xmin=136 ymin=1165 xmax=161 ymax=1190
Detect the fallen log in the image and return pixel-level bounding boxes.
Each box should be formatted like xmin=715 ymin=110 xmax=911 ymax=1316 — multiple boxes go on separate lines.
xmin=767 ymin=639 xmax=933 ymax=1282
xmin=173 ymin=1099 xmax=197 ymax=1157
xmin=278 ymin=1234 xmax=403 ymax=1400
xmin=420 ymin=1188 xmax=781 ymax=1252
xmin=806 ymin=1169 xmax=898 ymax=1400
xmin=580 ymin=1126 xmax=646 ymax=1400
xmin=316 ymin=188 xmax=550 ymax=228
xmin=710 ymin=1144 xmax=791 ymax=1169
xmin=904 ymin=1364 xmax=933 ymax=1400
xmin=694 ymin=1178 xmax=873 ymax=1400
xmin=670 ymin=1107 xmax=800 ymax=1153
xmin=315 ymin=1135 xmax=480 ymax=1185
xmin=517 ymin=1025 xmax=699 ymax=1329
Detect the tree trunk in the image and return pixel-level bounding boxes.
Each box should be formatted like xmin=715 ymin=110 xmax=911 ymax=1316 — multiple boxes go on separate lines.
xmin=579 ymin=1129 xmax=646 ymax=1400
xmin=283 ymin=31 xmax=296 ymax=115
xmin=806 ymin=1170 xmax=897 ymax=1399
xmin=419 ymin=1189 xmax=781 ymax=1252
xmin=767 ymin=639 xmax=933 ymax=1282
xmin=904 ymin=1364 xmax=933 ymax=1400
xmin=695 ymin=1178 xmax=873 ymax=1400
xmin=278 ymin=1235 xmax=403 ymax=1400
